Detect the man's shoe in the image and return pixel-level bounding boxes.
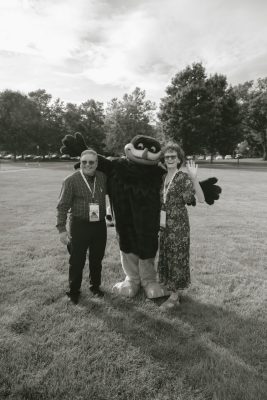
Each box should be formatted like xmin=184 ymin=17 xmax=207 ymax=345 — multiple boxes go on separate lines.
xmin=66 ymin=291 xmax=80 ymax=304
xmin=90 ymin=286 xmax=104 ymax=298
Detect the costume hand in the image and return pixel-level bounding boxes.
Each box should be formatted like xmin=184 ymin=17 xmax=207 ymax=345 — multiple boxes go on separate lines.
xmin=199 ymin=177 xmax=222 ymax=205
xmin=60 ymin=132 xmax=87 ymax=157
xmin=59 ymin=231 xmax=70 ymax=246
xmin=186 ymin=160 xmax=198 ymax=180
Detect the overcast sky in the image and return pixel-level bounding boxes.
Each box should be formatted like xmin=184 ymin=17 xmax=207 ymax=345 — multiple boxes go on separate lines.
xmin=1 ymin=0 xmax=267 ymax=106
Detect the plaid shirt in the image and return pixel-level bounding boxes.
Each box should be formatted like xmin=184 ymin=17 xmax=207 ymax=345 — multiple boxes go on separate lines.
xmin=56 ymin=170 xmax=107 ymax=233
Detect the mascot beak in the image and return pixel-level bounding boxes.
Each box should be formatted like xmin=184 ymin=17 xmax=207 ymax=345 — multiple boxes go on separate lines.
xmin=141 ymin=148 xmax=148 ymax=159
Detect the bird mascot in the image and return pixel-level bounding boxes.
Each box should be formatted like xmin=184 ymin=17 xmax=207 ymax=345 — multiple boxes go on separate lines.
xmin=60 ymin=132 xmax=221 ymax=298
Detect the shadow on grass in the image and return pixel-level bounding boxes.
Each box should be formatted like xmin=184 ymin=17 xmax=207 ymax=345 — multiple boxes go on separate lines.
xmin=81 ymin=292 xmax=266 ymax=400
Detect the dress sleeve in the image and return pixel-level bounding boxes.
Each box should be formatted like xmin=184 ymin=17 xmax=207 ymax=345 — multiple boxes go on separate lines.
xmin=182 ymin=173 xmax=195 ymax=204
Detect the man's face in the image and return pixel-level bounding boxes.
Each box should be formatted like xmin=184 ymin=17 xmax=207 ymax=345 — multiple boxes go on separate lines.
xmin=80 ymin=154 xmax=98 ymax=176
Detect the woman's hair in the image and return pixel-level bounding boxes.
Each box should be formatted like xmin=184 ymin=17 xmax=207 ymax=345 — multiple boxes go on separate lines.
xmin=163 ymin=142 xmax=185 ymax=168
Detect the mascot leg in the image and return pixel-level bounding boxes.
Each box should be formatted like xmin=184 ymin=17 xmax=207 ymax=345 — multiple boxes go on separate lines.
xmin=112 ymin=252 xmax=141 ymax=297
xmin=139 ymin=258 xmax=169 ymax=299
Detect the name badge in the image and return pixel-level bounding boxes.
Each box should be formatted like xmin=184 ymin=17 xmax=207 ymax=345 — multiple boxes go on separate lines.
xmin=89 ymin=203 xmax=100 ymax=222
xmin=160 ymin=210 xmax=166 ymax=228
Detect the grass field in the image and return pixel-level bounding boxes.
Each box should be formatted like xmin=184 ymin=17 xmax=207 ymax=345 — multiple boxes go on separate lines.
xmin=0 ymin=162 xmax=266 ymax=400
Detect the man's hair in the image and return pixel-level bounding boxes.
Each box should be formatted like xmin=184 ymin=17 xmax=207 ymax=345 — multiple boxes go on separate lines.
xmin=80 ymin=149 xmax=98 ymax=158
xmin=162 ymin=142 xmax=185 ymax=168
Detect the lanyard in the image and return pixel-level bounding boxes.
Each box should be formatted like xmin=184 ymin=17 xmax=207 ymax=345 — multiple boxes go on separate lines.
xmin=80 ymin=170 xmax=96 ymax=200
xmin=163 ymin=170 xmax=178 ymax=204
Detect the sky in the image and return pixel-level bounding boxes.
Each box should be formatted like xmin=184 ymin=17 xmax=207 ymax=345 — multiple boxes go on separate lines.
xmin=1 ymin=0 xmax=267 ymax=107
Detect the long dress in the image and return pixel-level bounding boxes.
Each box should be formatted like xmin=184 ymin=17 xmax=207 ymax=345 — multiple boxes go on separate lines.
xmin=158 ymin=171 xmax=195 ymax=291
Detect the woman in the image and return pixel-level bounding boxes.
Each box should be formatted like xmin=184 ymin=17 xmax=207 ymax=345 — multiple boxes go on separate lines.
xmin=158 ymin=142 xmax=205 ymax=311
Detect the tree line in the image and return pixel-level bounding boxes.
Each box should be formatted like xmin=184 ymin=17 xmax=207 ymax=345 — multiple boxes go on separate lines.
xmin=0 ymin=63 xmax=266 ymax=160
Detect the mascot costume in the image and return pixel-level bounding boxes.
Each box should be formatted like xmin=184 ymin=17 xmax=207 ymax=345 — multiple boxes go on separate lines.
xmin=60 ymin=132 xmax=221 ymax=298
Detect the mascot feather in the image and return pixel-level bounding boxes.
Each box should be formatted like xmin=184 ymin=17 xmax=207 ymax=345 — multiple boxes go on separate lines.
xmin=61 ymin=132 xmax=221 ymax=298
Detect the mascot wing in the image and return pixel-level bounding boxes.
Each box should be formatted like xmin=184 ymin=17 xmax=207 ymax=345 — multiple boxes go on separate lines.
xmin=60 ymin=132 xmax=88 ymax=157
xmin=60 ymin=131 xmax=113 ymax=174
xmin=199 ymin=177 xmax=222 ymax=205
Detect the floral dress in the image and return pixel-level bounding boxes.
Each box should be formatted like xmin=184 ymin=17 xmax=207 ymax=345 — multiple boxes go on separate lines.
xmin=158 ymin=171 xmax=195 ymax=291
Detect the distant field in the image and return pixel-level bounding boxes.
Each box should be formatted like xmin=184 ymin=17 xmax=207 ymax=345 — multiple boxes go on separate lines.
xmin=0 ymin=163 xmax=266 ymax=400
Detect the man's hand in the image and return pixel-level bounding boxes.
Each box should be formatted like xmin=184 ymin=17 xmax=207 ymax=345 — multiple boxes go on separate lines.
xmin=59 ymin=231 xmax=70 ymax=245
xmin=186 ymin=160 xmax=198 ymax=180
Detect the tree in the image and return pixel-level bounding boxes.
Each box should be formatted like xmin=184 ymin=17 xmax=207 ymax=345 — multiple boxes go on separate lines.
xmin=233 ymin=81 xmax=260 ymax=157
xmin=233 ymin=79 xmax=267 ymax=159
xmin=247 ymin=78 xmax=267 ymax=160
xmin=0 ymin=90 xmax=39 ymax=157
xmin=79 ymin=100 xmax=106 ymax=153
xmin=49 ymin=97 xmax=66 ymax=152
xmin=235 ymin=140 xmax=250 ymax=157
xmin=104 ymin=87 xmax=156 ymax=155
xmin=63 ymin=100 xmax=106 ymax=153
xmin=159 ymin=63 xmax=208 ymax=154
xmin=28 ymin=89 xmax=65 ymax=155
xmin=206 ymin=75 xmax=242 ymax=156
xmin=64 ymin=102 xmax=81 ymax=134
xmin=159 ymin=63 xmax=242 ymax=156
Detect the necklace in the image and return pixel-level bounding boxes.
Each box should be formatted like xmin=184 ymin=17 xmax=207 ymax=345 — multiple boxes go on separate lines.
xmin=165 ymin=169 xmax=178 ymax=185
xmin=163 ymin=170 xmax=178 ymax=203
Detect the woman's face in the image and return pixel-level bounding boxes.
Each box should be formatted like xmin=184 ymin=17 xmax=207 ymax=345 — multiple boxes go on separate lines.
xmin=164 ymin=150 xmax=180 ymax=169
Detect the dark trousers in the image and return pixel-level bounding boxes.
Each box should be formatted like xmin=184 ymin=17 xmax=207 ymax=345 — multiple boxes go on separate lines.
xmin=68 ymin=217 xmax=107 ymax=294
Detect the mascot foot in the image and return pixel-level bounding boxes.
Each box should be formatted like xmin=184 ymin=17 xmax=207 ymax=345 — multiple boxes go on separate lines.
xmin=112 ymin=281 xmax=140 ymax=298
xmin=144 ymin=283 xmax=170 ymax=299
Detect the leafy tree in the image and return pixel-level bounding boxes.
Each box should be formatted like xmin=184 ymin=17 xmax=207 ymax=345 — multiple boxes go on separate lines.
xmin=247 ymin=78 xmax=267 ymax=160
xmin=206 ymin=74 xmax=242 ymax=156
xmin=28 ymin=89 xmax=52 ymax=117
xmin=159 ymin=63 xmax=242 ymax=157
xmin=159 ymin=63 xmax=208 ymax=154
xmin=233 ymin=81 xmax=260 ymax=157
xmin=63 ymin=100 xmax=106 ymax=153
xmin=104 ymin=87 xmax=156 ymax=155
xmin=79 ymin=100 xmax=106 ymax=153
xmin=28 ymin=89 xmax=65 ymax=155
xmin=235 ymin=140 xmax=250 ymax=157
xmin=64 ymin=102 xmax=81 ymax=134
xmin=0 ymin=90 xmax=39 ymax=157
xmin=49 ymin=97 xmax=66 ymax=152
xmin=233 ymin=79 xmax=267 ymax=159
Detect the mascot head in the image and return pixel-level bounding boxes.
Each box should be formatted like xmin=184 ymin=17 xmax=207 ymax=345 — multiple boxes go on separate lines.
xmin=124 ymin=135 xmax=162 ymax=165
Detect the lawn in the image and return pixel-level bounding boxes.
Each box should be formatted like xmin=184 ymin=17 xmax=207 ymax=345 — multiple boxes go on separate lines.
xmin=0 ymin=162 xmax=266 ymax=400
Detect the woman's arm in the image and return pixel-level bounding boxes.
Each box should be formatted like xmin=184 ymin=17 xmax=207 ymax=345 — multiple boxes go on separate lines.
xmin=186 ymin=160 xmax=205 ymax=203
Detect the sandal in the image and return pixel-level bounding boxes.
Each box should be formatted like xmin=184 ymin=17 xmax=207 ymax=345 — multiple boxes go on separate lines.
xmin=159 ymin=294 xmax=180 ymax=311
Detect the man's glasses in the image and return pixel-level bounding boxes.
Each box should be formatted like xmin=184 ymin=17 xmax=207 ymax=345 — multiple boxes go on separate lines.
xmin=164 ymin=155 xmax=177 ymax=160
xmin=81 ymin=160 xmax=96 ymax=165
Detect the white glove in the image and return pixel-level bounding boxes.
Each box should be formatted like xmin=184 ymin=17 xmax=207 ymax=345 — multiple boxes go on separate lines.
xmin=59 ymin=231 xmax=70 ymax=245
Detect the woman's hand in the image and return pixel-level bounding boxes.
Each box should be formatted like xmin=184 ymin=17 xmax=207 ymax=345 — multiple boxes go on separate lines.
xmin=186 ymin=160 xmax=198 ymax=180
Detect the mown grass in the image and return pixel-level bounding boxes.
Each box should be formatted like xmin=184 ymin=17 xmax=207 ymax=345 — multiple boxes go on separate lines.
xmin=0 ymin=162 xmax=266 ymax=400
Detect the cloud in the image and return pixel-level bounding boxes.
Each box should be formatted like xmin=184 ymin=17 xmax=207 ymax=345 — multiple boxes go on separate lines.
xmin=0 ymin=0 xmax=89 ymax=61
xmin=0 ymin=0 xmax=267 ymax=105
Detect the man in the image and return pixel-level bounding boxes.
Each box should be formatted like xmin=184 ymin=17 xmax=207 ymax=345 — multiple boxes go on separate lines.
xmin=56 ymin=149 xmax=107 ymax=304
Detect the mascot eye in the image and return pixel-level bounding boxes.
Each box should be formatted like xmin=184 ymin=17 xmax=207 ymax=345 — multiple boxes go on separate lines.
xmin=137 ymin=143 xmax=144 ymax=150
xmin=150 ymin=146 xmax=157 ymax=153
